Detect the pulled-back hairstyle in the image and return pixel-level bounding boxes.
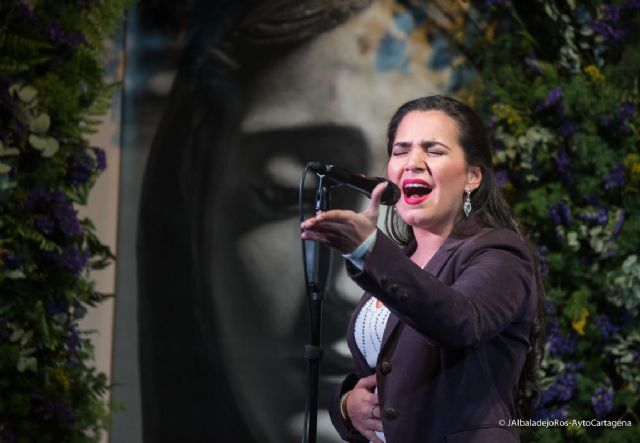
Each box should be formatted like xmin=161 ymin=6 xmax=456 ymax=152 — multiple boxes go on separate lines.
xmin=384 ymin=95 xmax=544 ymax=418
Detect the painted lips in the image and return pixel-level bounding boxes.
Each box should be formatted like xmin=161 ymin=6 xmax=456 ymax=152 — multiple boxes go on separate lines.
xmin=402 ymin=178 xmax=433 ymax=205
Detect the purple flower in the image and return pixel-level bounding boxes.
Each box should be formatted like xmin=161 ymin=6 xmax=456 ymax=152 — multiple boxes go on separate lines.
xmin=543 ymin=299 xmax=557 ymax=315
xmin=43 ymin=23 xmax=86 ymax=48
xmin=559 ymin=119 xmax=578 ymax=137
xmin=540 ymin=372 xmax=577 ymax=404
xmin=94 ymin=147 xmax=107 ymax=171
xmin=600 ymin=102 xmax=637 ymax=134
xmin=14 ymin=1 xmax=37 ymax=23
xmin=546 ymin=319 xmax=577 ymax=355
xmin=68 ymin=151 xmax=95 ymax=186
xmin=57 ymin=213 xmax=82 ymax=239
xmin=534 ymin=404 xmax=569 ymax=420
xmin=536 ymin=244 xmax=549 ymax=277
xmin=47 ymin=300 xmax=67 ymax=317
xmin=617 ymin=102 xmax=636 ymax=121
xmin=495 ymin=169 xmax=509 ymax=187
xmin=532 ymin=100 xmax=545 ymax=113
xmin=604 ymin=4 xmax=624 ymax=22
xmin=25 ymin=188 xmax=82 ymax=240
xmin=591 ymin=382 xmax=614 ymax=418
xmin=604 ymin=163 xmax=626 ymax=189
xmin=35 ymin=215 xmax=55 ymax=235
xmin=44 ymin=23 xmax=66 ymax=43
xmin=42 ymin=245 xmax=89 ymax=276
xmin=549 ymin=199 xmax=573 ymax=226
xmin=594 ymin=314 xmax=621 ymax=340
xmin=555 ymin=109 xmax=577 ymax=139
xmin=555 ymin=148 xmax=572 ymax=171
xmin=525 ymin=53 xmax=542 ymax=75
xmin=590 ymin=20 xmax=628 ymax=41
xmin=545 ymin=86 xmax=563 ymax=107
xmin=549 ymin=207 xmax=561 ymax=225
xmin=556 ymin=373 xmax=578 ymax=401
xmin=579 ymin=205 xmax=608 ymax=226
xmin=1 ymin=251 xmax=22 ymax=270
xmin=65 ymin=323 xmax=83 ymax=365
xmin=32 ymin=395 xmax=76 ymax=425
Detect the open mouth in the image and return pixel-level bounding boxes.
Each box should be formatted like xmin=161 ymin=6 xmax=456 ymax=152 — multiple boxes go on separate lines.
xmin=402 ymin=179 xmax=433 ymax=204
xmin=403 ymin=183 xmax=433 ymax=197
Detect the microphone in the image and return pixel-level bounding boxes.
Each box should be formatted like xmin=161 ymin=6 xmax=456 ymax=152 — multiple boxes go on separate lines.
xmin=308 ymin=162 xmax=401 ymax=205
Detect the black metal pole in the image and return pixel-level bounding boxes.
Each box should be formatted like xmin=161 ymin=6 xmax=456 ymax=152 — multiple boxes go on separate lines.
xmin=301 ymin=176 xmax=332 ymax=443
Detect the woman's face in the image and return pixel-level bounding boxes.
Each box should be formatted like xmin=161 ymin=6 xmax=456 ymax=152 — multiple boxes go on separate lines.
xmin=387 ymin=110 xmax=481 ymax=236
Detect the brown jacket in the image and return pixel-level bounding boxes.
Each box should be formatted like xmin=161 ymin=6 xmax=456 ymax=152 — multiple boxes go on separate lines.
xmin=329 ymin=218 xmax=537 ymax=443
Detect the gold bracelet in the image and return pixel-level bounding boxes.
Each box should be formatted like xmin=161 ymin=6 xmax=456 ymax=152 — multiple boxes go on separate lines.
xmin=339 ymin=391 xmax=352 ymax=425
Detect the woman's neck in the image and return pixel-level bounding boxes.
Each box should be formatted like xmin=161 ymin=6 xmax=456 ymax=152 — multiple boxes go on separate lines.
xmin=410 ymin=227 xmax=451 ymax=268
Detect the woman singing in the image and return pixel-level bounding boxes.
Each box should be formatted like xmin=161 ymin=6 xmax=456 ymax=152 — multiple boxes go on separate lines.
xmin=301 ymin=95 xmax=543 ymax=443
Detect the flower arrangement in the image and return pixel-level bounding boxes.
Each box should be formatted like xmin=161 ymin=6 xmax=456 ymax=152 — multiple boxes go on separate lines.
xmin=0 ymin=0 xmax=131 ymax=441
xmin=457 ymin=0 xmax=640 ymax=441
xmin=384 ymin=0 xmax=639 ymax=440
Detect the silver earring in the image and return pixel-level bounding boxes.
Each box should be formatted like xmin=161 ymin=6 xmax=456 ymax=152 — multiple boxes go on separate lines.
xmin=464 ymin=187 xmax=472 ymax=217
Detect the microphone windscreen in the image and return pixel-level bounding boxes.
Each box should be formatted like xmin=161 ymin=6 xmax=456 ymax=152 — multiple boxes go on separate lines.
xmin=380 ymin=181 xmax=401 ymax=206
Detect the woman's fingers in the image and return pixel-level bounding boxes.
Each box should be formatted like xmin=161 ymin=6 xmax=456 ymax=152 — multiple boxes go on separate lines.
xmin=345 ymin=379 xmax=386 ymax=441
xmin=300 ymin=209 xmax=376 ymax=253
xmin=366 ymin=182 xmax=388 ymax=217
xmin=355 ymin=374 xmax=377 ymax=390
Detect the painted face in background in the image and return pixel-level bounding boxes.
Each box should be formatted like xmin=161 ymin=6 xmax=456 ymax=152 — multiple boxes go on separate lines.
xmin=207 ymin=2 xmax=446 ymax=442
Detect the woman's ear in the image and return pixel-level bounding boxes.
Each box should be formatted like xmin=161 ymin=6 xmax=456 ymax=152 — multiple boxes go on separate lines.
xmin=466 ymin=166 xmax=482 ymax=191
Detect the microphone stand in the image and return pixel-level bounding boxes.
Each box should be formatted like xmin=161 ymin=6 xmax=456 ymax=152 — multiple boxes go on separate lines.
xmin=301 ymin=173 xmax=333 ymax=443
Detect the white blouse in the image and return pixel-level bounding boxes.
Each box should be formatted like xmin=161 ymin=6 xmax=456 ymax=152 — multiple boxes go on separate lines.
xmin=353 ymin=297 xmax=390 ymax=443
xmin=354 ymin=297 xmax=391 ymax=368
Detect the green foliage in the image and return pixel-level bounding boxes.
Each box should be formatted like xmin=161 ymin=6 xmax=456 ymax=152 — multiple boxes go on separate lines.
xmin=0 ymin=0 xmax=133 ymax=441
xmin=450 ymin=0 xmax=640 ymax=440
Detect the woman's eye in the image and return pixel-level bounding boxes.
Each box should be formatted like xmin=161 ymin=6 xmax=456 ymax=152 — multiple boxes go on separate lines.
xmin=427 ymin=149 xmax=444 ymax=156
xmin=392 ymin=149 xmax=408 ymax=156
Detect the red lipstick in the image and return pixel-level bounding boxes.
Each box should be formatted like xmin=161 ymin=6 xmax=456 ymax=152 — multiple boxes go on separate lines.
xmin=402 ymin=178 xmax=433 ymax=205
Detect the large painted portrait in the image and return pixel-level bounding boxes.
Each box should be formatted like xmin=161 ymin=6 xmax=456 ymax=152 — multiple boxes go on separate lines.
xmin=135 ymin=0 xmax=457 ymax=441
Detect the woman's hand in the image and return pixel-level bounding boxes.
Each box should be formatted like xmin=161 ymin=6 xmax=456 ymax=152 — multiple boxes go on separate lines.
xmin=346 ymin=374 xmax=384 ymax=443
xmin=300 ymin=182 xmax=388 ymax=254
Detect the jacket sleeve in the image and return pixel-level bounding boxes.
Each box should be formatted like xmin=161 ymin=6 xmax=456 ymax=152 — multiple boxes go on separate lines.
xmin=347 ymin=228 xmax=535 ymax=350
xmin=328 ymin=373 xmax=368 ymax=442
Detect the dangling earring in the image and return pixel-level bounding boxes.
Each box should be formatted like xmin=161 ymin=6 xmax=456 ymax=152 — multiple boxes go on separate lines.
xmin=464 ymin=187 xmax=472 ymax=218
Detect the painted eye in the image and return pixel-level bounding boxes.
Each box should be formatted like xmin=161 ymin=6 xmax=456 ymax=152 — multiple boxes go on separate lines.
xmin=254 ymin=185 xmax=315 ymax=215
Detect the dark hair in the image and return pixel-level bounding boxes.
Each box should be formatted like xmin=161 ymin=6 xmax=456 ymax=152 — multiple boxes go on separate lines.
xmin=384 ymin=95 xmax=544 ymax=418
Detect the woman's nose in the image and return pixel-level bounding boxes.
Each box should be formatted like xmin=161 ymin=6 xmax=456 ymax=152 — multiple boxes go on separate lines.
xmin=404 ymin=147 xmax=428 ymax=172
